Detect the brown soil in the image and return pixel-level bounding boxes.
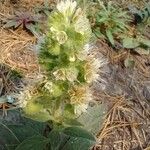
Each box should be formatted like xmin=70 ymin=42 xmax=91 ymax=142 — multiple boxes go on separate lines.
xmin=92 ymin=40 xmax=150 ymax=150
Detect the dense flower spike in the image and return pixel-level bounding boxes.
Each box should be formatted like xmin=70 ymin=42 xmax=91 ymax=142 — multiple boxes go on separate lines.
xmin=57 ymin=0 xmax=77 ymax=17
xmin=19 ymin=0 xmax=104 ymax=124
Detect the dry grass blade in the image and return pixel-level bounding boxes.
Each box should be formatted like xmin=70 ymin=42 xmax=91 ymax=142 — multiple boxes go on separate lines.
xmin=95 ymin=91 xmax=149 ymax=150
xmin=0 ymin=28 xmax=39 ymax=76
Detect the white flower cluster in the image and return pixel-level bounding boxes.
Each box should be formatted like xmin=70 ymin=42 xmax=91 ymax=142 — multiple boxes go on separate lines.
xmin=53 ymin=67 xmax=79 ymax=82
xmin=15 ymin=0 xmax=107 ymax=121
xmin=57 ymin=0 xmax=77 ymax=17
xmin=85 ymin=55 xmax=106 ymax=83
xmin=69 ymin=85 xmax=93 ymax=116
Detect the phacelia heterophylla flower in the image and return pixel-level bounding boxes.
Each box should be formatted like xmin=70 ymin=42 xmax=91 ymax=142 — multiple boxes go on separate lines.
xmin=84 ymin=55 xmax=106 ymax=83
xmin=57 ymin=0 xmax=77 ymax=18
xmin=53 ymin=67 xmax=79 ymax=82
xmin=17 ymin=0 xmax=105 ymax=124
xmin=69 ymin=85 xmax=92 ymax=116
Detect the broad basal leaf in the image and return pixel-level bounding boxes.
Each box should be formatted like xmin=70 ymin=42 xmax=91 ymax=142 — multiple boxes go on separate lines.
xmin=48 ymin=127 xmax=96 ymax=150
xmin=0 ymin=123 xmax=20 ymax=149
xmin=77 ymin=104 xmax=106 ymax=135
xmin=0 ymin=113 xmax=46 ymax=150
xmin=48 ymin=130 xmax=69 ymax=150
xmin=63 ymin=127 xmax=95 ymax=141
xmin=15 ymin=135 xmax=48 ymax=150
xmin=61 ymin=127 xmax=95 ymax=150
xmin=7 ymin=118 xmax=46 ymax=142
xmin=61 ymin=137 xmax=94 ymax=150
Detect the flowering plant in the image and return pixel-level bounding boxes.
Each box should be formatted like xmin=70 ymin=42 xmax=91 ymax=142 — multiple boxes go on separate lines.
xmin=0 ymin=1 xmax=107 ymax=149
xmin=17 ymin=0 xmax=104 ymax=128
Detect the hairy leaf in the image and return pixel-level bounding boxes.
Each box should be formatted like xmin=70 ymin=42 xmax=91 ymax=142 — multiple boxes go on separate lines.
xmin=48 ymin=127 xmax=96 ymax=150
xmin=15 ymin=135 xmax=48 ymax=150
xmin=78 ymin=104 xmax=106 ymax=135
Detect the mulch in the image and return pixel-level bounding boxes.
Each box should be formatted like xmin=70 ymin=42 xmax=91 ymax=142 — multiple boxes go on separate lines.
xmin=0 ymin=1 xmax=150 ymax=150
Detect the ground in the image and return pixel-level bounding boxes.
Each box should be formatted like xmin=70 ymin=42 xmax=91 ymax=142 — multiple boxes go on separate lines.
xmin=0 ymin=0 xmax=150 ymax=150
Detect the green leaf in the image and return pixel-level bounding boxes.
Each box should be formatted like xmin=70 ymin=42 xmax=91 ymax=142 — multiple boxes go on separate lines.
xmin=0 ymin=123 xmax=20 ymax=149
xmin=48 ymin=130 xmax=68 ymax=150
xmin=62 ymin=127 xmax=95 ymax=141
xmin=106 ymin=30 xmax=114 ymax=45
xmin=8 ymin=118 xmax=46 ymax=141
xmin=96 ymin=17 xmax=107 ymax=23
xmin=123 ymin=37 xmax=140 ymax=48
xmin=24 ymin=118 xmax=46 ymax=134
xmin=77 ymin=104 xmax=106 ymax=135
xmin=62 ymin=126 xmax=95 ymax=150
xmin=4 ymin=20 xmax=20 ymax=28
xmin=63 ymin=119 xmax=83 ymax=127
xmin=77 ymin=64 xmax=86 ymax=83
xmin=8 ymin=124 xmax=41 ymax=142
xmin=48 ymin=127 xmax=95 ymax=150
xmin=61 ymin=137 xmax=94 ymax=150
xmin=23 ymin=98 xmax=52 ymax=122
xmin=15 ymin=135 xmax=48 ymax=150
xmin=63 ymin=104 xmax=75 ymax=119
xmin=139 ymin=38 xmax=150 ymax=47
xmin=0 ymin=114 xmax=46 ymax=150
xmin=23 ymin=111 xmax=51 ymax=122
xmin=134 ymin=48 xmax=150 ymax=55
xmin=93 ymin=28 xmax=104 ymax=39
xmin=25 ymin=24 xmax=39 ymax=37
xmin=124 ymin=58 xmax=135 ymax=68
